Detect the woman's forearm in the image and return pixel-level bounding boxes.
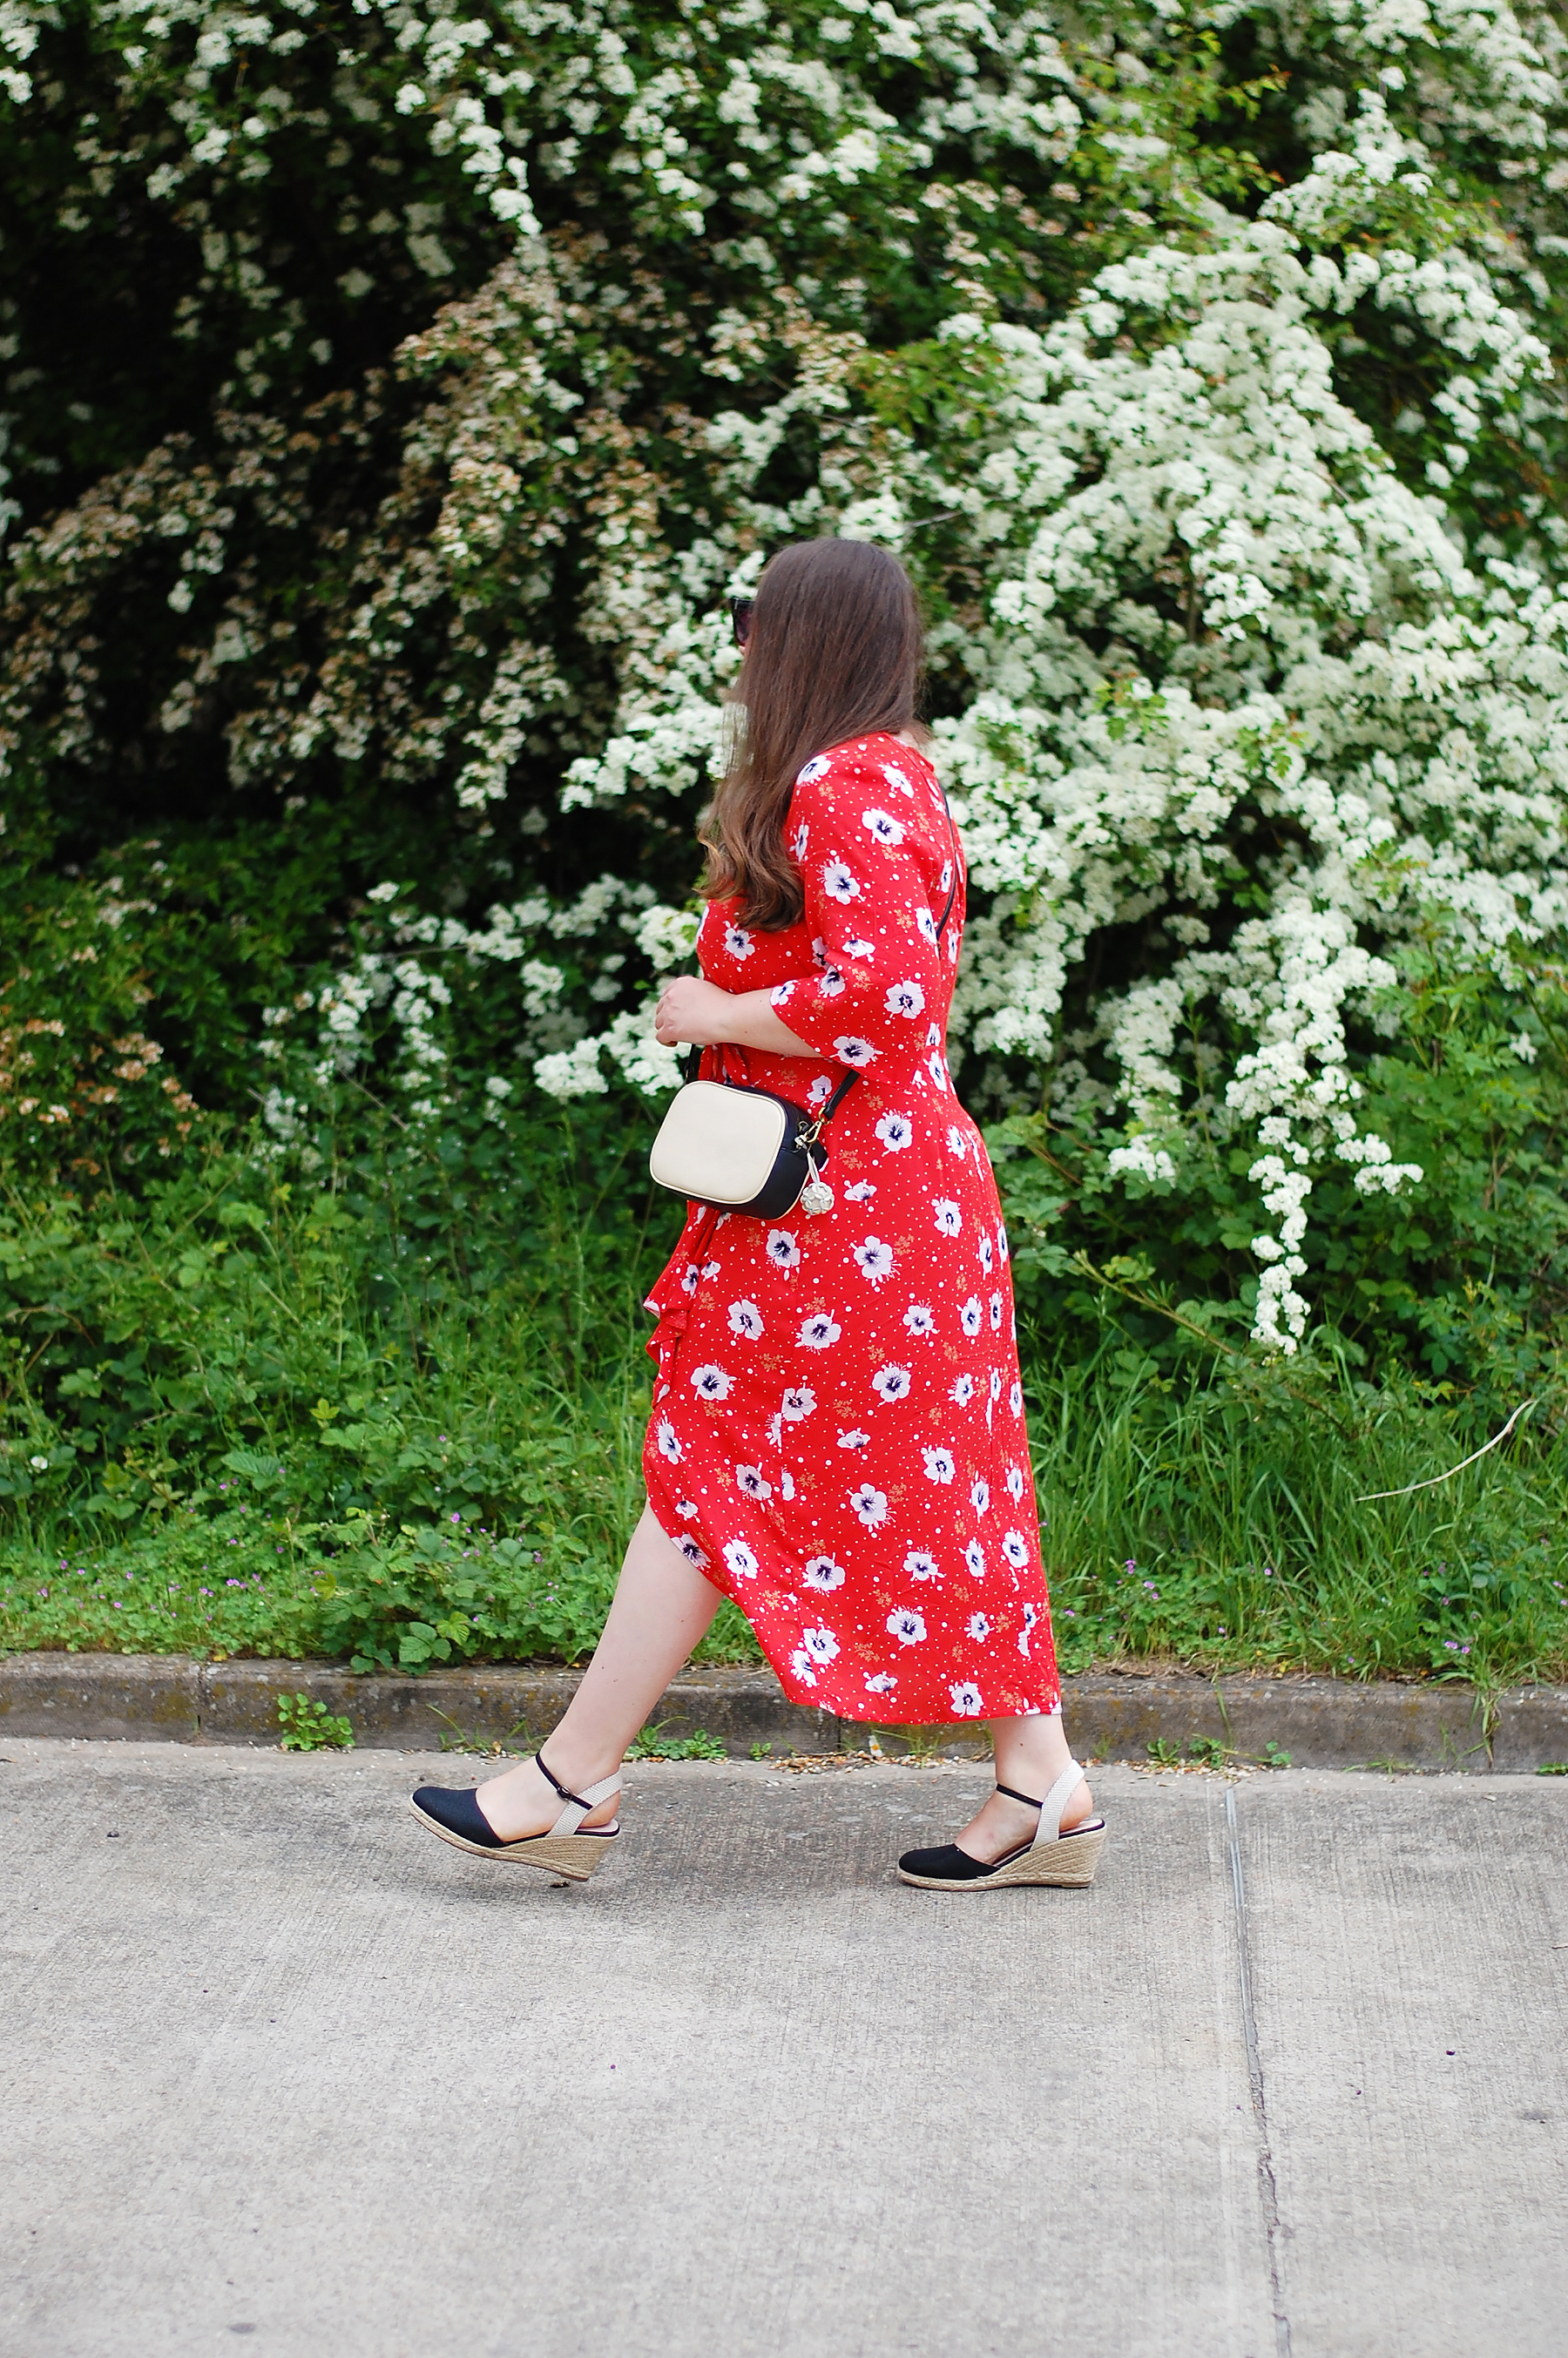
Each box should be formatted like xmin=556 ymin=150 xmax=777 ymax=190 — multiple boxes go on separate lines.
xmin=713 ymin=987 xmax=818 ymax=1058
xmin=653 ymin=972 xmax=819 ymax=1057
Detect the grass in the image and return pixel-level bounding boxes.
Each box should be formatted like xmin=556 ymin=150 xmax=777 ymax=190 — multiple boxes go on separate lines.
xmin=0 ymin=1137 xmax=1565 ymax=1688
xmin=1031 ymin=1352 xmax=1568 ymax=1682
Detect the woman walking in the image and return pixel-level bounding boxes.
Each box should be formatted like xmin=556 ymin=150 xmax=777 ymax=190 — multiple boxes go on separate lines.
xmin=411 ymin=538 xmax=1104 ymax=1892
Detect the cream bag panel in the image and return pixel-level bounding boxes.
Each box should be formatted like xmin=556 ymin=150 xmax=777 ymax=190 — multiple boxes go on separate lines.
xmin=649 ymin=1079 xmax=790 ymax=1206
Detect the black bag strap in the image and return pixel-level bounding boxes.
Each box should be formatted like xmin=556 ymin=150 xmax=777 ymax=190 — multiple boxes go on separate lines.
xmin=933 ymin=787 xmax=962 ymax=937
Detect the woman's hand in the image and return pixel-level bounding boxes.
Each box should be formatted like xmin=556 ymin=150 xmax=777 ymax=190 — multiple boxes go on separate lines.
xmin=655 ymin=975 xmax=737 ymax=1047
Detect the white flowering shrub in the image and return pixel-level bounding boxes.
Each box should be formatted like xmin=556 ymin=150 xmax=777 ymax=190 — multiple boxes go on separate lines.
xmin=3 ymin=0 xmax=1568 ymax=1376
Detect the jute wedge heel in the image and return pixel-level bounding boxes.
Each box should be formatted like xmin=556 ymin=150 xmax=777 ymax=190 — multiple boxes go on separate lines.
xmin=896 ymin=1757 xmax=1105 ymax=1892
xmin=409 ymin=1750 xmax=621 ymax=1882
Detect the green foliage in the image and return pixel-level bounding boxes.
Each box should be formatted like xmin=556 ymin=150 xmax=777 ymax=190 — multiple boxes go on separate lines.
xmin=0 ymin=1111 xmax=763 ymax=1670
xmin=277 ymin=1692 xmax=355 ymax=1751
xmin=0 ymin=1127 xmax=1563 ymax=1684
xmin=1033 ymin=1347 xmax=1568 ymax=1683
xmin=988 ymin=939 xmax=1568 ymax=1395
xmin=1 ymin=0 xmax=1567 ymax=1682
xmin=626 ymin=1724 xmax=727 ymax=1760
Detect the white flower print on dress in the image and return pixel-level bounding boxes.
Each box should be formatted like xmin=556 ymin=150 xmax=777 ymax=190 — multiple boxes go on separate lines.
xmin=801 ymin=1625 xmax=840 ymax=1665
xmin=849 ymin=1483 xmax=889 ymax=1528
xmin=640 ymin=734 xmax=1058 ymax=1730
xmin=795 ymin=755 xmax=831 ymax=786
xmin=880 ymin=762 xmax=913 ymax=795
xmin=656 ymin=1418 xmax=682 ymax=1463
xmin=997 ymin=1226 xmax=1010 ymax=1266
xmin=691 ymin=1364 xmax=733 ymax=1402
xmin=990 ymin=1292 xmax=1004 ymax=1334
xmin=1018 ymin=1603 xmax=1038 ymax=1660
xmin=675 ymin=1536 xmax=710 ymax=1570
xmin=854 ymin=1236 xmax=895 ymax=1285
xmin=923 ymin=1446 xmax=956 ymax=1485
xmin=835 ymin=1036 xmax=878 ymax=1067
xmin=862 ymin=807 xmax=905 ymax=848
xmin=822 ymin=861 xmax=861 ymax=904
xmin=1009 ymin=1380 xmax=1024 ymax=1416
xmin=724 ymin=924 xmax=754 ymax=962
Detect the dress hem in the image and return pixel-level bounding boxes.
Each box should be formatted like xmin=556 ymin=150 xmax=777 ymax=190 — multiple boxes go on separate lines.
xmin=645 ymin=1483 xmax=1061 ymax=1726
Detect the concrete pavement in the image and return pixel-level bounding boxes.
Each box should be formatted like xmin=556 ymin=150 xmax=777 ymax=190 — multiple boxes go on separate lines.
xmin=2 ymin=1743 xmax=1565 ymax=2358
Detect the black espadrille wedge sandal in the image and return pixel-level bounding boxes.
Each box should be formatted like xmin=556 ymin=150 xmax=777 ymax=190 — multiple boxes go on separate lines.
xmin=409 ymin=1749 xmax=621 ymax=1882
xmin=896 ymin=1759 xmax=1105 ymax=1892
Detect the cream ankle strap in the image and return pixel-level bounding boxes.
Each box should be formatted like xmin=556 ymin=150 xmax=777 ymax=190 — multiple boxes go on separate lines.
xmin=536 ymin=1752 xmax=621 ymax=1836
xmin=1031 ymin=1758 xmax=1085 ymax=1848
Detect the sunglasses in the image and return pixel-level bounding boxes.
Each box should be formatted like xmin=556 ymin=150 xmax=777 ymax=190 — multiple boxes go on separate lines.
xmin=727 ymin=596 xmax=754 ymax=649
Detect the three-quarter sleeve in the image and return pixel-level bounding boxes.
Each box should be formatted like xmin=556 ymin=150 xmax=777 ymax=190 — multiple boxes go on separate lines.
xmin=764 ymin=742 xmax=957 ymax=1073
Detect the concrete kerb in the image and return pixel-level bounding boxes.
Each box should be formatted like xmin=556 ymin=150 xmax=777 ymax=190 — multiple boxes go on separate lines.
xmin=3 ymin=1651 xmax=1567 ymax=1767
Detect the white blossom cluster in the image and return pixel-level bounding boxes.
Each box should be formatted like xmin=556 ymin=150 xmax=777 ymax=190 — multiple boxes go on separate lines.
xmin=540 ymin=119 xmax=1568 ymax=1350
xmin=8 ymin=0 xmax=1568 ymax=1350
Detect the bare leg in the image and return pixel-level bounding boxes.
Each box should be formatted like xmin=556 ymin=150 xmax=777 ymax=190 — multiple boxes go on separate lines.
xmin=950 ymin=1706 xmax=1096 ymax=1863
xmin=474 ymin=1503 xmax=723 ymax=1841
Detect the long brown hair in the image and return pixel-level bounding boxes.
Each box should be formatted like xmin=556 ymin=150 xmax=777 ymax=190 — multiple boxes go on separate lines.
xmin=700 ymin=538 xmax=924 ymax=929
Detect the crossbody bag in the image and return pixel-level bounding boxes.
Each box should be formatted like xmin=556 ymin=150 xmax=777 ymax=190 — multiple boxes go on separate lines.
xmin=649 ymin=787 xmax=961 ymax=1221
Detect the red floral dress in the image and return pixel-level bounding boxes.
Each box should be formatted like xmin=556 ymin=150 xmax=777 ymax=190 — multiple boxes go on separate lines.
xmin=642 ymin=733 xmax=1060 ymax=1725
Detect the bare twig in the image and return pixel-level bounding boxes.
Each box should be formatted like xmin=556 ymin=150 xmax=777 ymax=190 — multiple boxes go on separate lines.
xmin=1355 ymin=1398 xmax=1537 ymax=1501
